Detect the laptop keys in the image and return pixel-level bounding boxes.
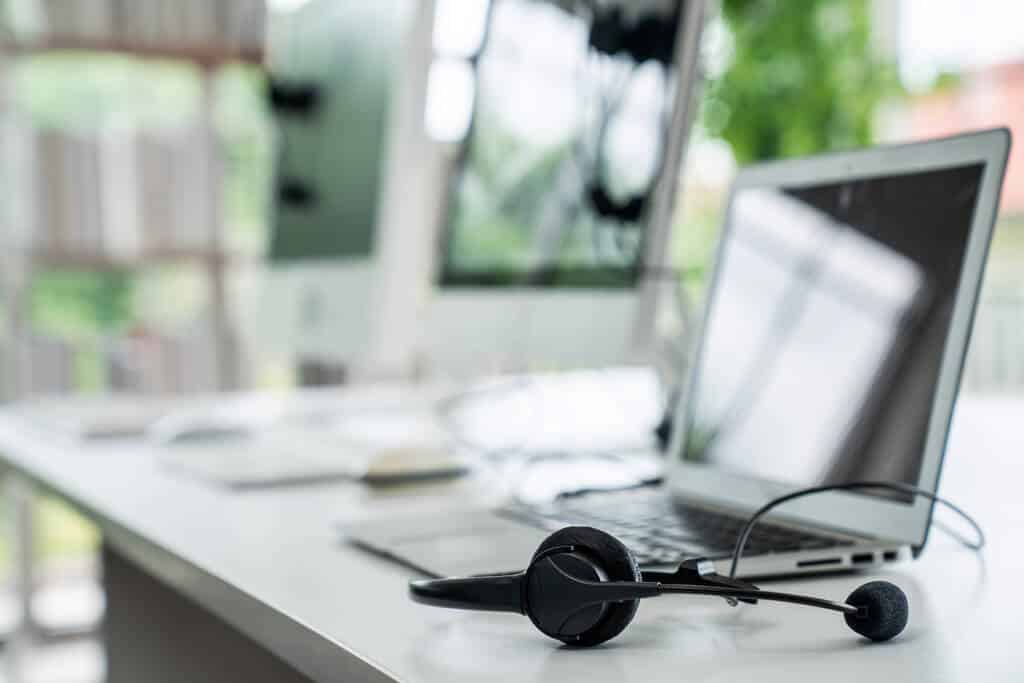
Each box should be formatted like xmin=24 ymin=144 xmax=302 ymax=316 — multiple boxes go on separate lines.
xmin=499 ymin=489 xmax=847 ymax=565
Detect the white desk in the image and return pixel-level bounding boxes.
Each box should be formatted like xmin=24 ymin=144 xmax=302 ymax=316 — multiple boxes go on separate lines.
xmin=0 ymin=391 xmax=1020 ymax=682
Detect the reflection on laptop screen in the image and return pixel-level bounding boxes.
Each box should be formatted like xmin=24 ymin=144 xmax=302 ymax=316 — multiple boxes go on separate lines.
xmin=682 ymin=164 xmax=985 ymax=495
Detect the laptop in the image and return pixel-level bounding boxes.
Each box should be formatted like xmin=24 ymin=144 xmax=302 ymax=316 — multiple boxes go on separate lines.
xmin=342 ymin=129 xmax=1011 ymax=579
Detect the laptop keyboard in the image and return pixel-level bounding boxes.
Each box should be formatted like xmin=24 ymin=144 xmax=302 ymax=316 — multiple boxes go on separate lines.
xmin=499 ymin=489 xmax=853 ymax=566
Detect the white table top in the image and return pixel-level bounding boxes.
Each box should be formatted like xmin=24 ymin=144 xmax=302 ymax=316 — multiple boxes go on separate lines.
xmin=0 ymin=389 xmax=1020 ymax=683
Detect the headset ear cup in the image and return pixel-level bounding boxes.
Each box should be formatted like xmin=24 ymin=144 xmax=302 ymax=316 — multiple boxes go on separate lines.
xmin=534 ymin=527 xmax=641 ymax=646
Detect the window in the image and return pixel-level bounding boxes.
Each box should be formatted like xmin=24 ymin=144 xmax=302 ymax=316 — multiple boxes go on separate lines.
xmin=672 ymin=0 xmax=1024 ymax=394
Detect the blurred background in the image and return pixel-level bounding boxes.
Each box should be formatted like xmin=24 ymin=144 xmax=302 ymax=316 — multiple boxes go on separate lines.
xmin=0 ymin=0 xmax=1021 ymax=680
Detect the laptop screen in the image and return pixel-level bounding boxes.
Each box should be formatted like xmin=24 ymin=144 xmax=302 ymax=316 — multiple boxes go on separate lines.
xmin=681 ymin=163 xmax=985 ymax=498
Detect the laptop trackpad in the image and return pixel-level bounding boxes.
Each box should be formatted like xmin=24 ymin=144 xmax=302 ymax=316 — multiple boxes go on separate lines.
xmin=364 ymin=514 xmax=547 ymax=577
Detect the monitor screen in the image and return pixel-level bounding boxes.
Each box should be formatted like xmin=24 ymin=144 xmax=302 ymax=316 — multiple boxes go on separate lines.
xmin=440 ymin=0 xmax=683 ymax=287
xmin=680 ymin=163 xmax=985 ymax=498
xmin=267 ymin=1 xmax=408 ymax=262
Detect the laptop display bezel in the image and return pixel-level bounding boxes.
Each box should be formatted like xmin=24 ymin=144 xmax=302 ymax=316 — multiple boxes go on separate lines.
xmin=666 ymin=128 xmax=1011 ymax=546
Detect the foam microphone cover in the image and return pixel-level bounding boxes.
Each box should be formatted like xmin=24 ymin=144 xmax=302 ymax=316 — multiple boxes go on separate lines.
xmin=844 ymin=581 xmax=909 ymax=641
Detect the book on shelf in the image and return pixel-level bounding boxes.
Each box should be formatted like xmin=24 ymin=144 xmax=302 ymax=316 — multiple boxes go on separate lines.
xmin=0 ymin=111 xmax=37 ymax=249
xmin=137 ymin=126 xmax=216 ymax=254
xmin=136 ymin=130 xmax=178 ymax=254
xmin=35 ymin=126 xmax=75 ymax=251
xmin=233 ymin=0 xmax=266 ymax=52
xmin=1 ymin=0 xmax=46 ymax=39
xmin=9 ymin=121 xmax=218 ymax=262
xmin=105 ymin=322 xmax=221 ymax=394
xmin=33 ymin=126 xmax=108 ymax=255
xmin=18 ymin=333 xmax=76 ymax=396
xmin=73 ymin=129 xmax=106 ymax=253
xmin=99 ymin=124 xmax=142 ymax=259
xmin=43 ymin=0 xmax=113 ymax=41
xmin=8 ymin=326 xmax=222 ymax=396
xmin=9 ymin=0 xmax=267 ymax=58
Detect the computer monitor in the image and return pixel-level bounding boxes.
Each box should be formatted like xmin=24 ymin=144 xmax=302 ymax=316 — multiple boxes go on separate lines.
xmin=415 ymin=0 xmax=707 ymax=375
xmin=256 ymin=0 xmax=413 ymax=370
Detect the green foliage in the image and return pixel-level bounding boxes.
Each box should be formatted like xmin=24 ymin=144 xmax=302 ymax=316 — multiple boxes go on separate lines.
xmin=12 ymin=56 xmax=269 ymax=355
xmin=35 ymin=495 xmax=100 ymax=561
xmin=448 ymin=108 xmax=572 ymax=271
xmin=705 ymin=0 xmax=901 ymax=163
xmin=674 ymin=0 xmax=902 ymax=296
xmin=0 ymin=496 xmax=100 ymax=579
xmin=931 ymin=70 xmax=963 ymax=93
xmin=216 ymin=66 xmax=275 ymax=250
xmin=10 ymin=53 xmax=199 ymax=131
xmin=30 ymin=270 xmax=134 ymax=340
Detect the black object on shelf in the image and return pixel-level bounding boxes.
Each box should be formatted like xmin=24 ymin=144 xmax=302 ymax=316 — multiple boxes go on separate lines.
xmin=278 ymin=178 xmax=318 ymax=207
xmin=267 ymin=79 xmax=323 ymax=117
xmin=588 ymin=5 xmax=681 ymax=66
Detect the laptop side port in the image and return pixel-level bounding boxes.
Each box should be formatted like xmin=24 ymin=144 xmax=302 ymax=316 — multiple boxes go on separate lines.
xmin=851 ymin=552 xmax=874 ymax=565
xmin=883 ymin=550 xmax=899 ymax=562
xmin=796 ymin=557 xmax=842 ymax=568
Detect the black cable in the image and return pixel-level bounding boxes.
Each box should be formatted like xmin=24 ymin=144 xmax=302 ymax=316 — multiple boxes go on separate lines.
xmin=434 ymin=377 xmax=538 ymax=461
xmin=728 ymin=480 xmax=986 ymax=579
xmin=658 ymin=583 xmax=858 ymax=616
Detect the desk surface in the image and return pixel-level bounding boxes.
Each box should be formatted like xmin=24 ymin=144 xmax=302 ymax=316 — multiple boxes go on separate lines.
xmin=0 ymin=389 xmax=1021 ymax=683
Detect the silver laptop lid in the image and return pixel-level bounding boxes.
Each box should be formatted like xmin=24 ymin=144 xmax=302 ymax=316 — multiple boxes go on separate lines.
xmin=667 ymin=129 xmax=1011 ymax=546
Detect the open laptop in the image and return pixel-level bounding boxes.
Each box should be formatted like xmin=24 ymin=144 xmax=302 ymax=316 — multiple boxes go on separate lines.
xmin=343 ymin=129 xmax=1010 ymax=579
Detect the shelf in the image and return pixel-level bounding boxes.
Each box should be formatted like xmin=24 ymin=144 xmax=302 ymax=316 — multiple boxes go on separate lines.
xmin=2 ymin=37 xmax=264 ymax=68
xmin=8 ymin=247 xmax=250 ymax=270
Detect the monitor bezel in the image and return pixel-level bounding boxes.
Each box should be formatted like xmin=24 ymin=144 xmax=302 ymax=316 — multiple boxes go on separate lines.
xmin=666 ymin=128 xmax=1011 ymax=546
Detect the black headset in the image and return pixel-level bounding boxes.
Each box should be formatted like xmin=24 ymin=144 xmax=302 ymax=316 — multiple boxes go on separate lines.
xmin=410 ymin=526 xmax=908 ymax=646
xmin=582 ymin=4 xmax=681 ymax=226
xmin=589 ymin=6 xmax=681 ymax=67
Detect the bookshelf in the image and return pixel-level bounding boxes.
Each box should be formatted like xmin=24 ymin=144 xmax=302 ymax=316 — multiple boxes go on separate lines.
xmin=3 ymin=37 xmax=264 ymax=69
xmin=0 ymin=4 xmax=268 ymax=399
xmin=0 ymin=1 xmax=269 ymax=661
xmin=22 ymin=246 xmax=246 ymax=270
